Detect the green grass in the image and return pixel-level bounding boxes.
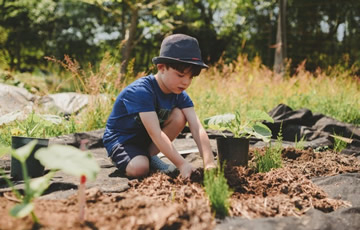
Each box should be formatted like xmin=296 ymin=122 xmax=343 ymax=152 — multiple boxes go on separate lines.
xmin=1 ymin=54 xmax=359 ymax=147
xmin=254 ymin=134 xmax=283 ymax=173
xmin=188 ymin=56 xmax=360 ymax=125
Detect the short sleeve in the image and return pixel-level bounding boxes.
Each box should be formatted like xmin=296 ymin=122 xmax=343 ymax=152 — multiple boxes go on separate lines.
xmin=177 ymin=91 xmax=194 ymax=109
xmin=122 ymin=82 xmax=155 ymax=114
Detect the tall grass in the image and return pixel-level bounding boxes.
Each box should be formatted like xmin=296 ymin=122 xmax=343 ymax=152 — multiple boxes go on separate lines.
xmin=1 ymin=54 xmax=359 ymax=147
xmin=188 ymin=56 xmax=360 ymax=125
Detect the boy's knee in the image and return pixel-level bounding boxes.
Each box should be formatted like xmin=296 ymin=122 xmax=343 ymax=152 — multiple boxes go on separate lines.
xmin=126 ymin=156 xmax=149 ymax=178
xmin=168 ymin=107 xmax=186 ymax=127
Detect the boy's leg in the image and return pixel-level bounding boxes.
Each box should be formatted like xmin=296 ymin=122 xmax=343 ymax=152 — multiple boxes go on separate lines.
xmin=125 ymin=155 xmax=149 ymax=178
xmin=110 ymin=143 xmax=150 ymax=178
xmin=148 ymin=107 xmax=186 ymax=156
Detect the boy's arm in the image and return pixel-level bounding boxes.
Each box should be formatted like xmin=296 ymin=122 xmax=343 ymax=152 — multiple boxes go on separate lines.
xmin=182 ymin=107 xmax=217 ymax=170
xmin=139 ymin=111 xmax=193 ymax=177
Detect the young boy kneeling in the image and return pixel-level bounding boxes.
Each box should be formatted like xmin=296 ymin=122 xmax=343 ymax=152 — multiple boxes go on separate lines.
xmin=103 ymin=34 xmax=216 ymax=178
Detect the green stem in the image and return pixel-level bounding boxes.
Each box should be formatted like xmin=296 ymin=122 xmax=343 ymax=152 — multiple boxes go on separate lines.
xmin=20 ymin=161 xmax=31 ymax=203
xmin=31 ymin=211 xmax=39 ymax=223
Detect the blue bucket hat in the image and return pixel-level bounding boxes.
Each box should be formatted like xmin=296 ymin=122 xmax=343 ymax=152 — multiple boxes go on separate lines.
xmin=152 ymin=34 xmax=208 ymax=68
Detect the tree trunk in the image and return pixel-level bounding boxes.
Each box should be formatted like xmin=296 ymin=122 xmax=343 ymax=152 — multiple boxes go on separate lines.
xmin=274 ymin=0 xmax=287 ymax=75
xmin=120 ymin=7 xmax=138 ymax=76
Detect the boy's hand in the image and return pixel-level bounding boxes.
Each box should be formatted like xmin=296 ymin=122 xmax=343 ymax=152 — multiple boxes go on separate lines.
xmin=178 ymin=161 xmax=194 ymax=178
xmin=204 ymin=162 xmax=217 ymax=170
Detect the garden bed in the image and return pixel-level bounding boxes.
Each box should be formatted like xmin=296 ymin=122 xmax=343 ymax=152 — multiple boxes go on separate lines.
xmin=1 ymin=146 xmax=359 ymax=230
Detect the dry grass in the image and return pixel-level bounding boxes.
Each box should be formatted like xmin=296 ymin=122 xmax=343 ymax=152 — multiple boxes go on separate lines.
xmin=188 ymin=56 xmax=360 ymax=124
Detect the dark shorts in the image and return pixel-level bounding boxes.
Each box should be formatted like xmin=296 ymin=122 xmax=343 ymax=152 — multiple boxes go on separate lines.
xmin=109 ymin=137 xmax=152 ymax=172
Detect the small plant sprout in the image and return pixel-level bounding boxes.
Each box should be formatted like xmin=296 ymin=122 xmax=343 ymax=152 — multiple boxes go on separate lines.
xmin=204 ymin=109 xmax=274 ymax=142
xmin=0 ymin=141 xmax=55 ymax=223
xmin=294 ymin=134 xmax=306 ymax=150
xmin=331 ymin=132 xmax=351 ymax=153
xmin=0 ymin=141 xmax=99 ymax=224
xmin=203 ymin=166 xmax=232 ymax=218
xmin=35 ymin=142 xmax=100 ymax=223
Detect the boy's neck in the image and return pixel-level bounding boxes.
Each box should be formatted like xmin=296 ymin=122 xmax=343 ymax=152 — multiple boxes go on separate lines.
xmin=154 ymin=73 xmax=171 ymax=94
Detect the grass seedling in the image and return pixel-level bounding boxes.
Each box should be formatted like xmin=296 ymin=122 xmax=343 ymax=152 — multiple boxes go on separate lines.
xmin=203 ymin=166 xmax=232 ymax=218
xmin=332 ymin=135 xmax=348 ymax=153
xmin=294 ymin=134 xmax=306 ymax=150
xmin=254 ymin=131 xmax=283 ymax=173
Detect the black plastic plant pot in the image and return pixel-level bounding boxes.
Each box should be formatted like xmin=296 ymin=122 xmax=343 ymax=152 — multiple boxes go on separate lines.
xmin=216 ymin=137 xmax=249 ymax=167
xmin=10 ymin=136 xmax=49 ymax=180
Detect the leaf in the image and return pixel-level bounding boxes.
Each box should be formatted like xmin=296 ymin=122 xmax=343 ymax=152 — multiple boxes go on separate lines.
xmin=35 ymin=145 xmax=100 ymax=181
xmin=10 ymin=203 xmax=34 ymax=218
xmin=12 ymin=140 xmax=37 ymax=163
xmin=204 ymin=113 xmax=235 ymax=126
xmin=251 ymin=123 xmax=273 ymax=142
xmin=246 ymin=110 xmax=274 ymax=123
xmin=29 ymin=171 xmax=55 ymax=198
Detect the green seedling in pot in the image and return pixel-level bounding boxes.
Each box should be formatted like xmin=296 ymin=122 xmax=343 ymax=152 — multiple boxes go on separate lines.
xmin=204 ymin=109 xmax=274 ymax=142
xmin=0 ymin=141 xmax=100 ymax=223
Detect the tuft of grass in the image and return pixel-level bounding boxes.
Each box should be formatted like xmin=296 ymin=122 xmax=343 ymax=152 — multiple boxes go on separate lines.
xmin=332 ymin=134 xmax=348 ymax=153
xmin=203 ymin=166 xmax=232 ymax=219
xmin=254 ymin=147 xmax=283 ymax=173
xmin=294 ymin=134 xmax=306 ymax=150
xmin=254 ymin=132 xmax=283 ymax=173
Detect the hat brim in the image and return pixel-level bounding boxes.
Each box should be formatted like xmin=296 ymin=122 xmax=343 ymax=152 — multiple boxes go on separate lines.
xmin=152 ymin=57 xmax=208 ymax=69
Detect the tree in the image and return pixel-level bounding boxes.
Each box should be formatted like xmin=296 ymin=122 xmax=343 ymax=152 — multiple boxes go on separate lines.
xmin=273 ymin=0 xmax=287 ymax=74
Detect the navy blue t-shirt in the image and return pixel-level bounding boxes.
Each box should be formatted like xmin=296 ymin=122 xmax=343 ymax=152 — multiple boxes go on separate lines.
xmin=103 ymin=74 xmax=194 ymax=156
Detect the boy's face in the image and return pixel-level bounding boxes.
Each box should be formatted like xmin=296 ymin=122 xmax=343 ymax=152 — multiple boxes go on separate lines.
xmin=157 ymin=64 xmax=193 ymax=94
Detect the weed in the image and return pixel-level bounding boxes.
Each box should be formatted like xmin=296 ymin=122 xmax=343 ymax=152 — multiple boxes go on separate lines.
xmin=254 ymin=132 xmax=283 ymax=173
xmin=332 ymin=134 xmax=348 ymax=153
xmin=294 ymin=134 xmax=306 ymax=150
xmin=203 ymin=166 xmax=232 ymax=218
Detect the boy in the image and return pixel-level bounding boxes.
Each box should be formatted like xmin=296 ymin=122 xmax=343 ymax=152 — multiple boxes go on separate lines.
xmin=103 ymin=34 xmax=216 ymax=178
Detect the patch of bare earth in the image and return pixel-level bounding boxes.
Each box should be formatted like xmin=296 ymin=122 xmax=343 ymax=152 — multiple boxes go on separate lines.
xmin=0 ymin=147 xmax=359 ymax=229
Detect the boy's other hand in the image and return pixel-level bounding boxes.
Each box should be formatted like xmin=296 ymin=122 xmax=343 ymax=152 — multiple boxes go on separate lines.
xmin=204 ymin=162 xmax=217 ymax=171
xmin=179 ymin=161 xmax=194 ymax=178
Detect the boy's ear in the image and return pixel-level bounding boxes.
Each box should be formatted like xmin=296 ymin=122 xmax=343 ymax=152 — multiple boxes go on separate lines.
xmin=157 ymin=64 xmax=165 ymax=71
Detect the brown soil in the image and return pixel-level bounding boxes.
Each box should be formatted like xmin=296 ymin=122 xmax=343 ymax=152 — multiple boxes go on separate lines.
xmin=0 ymin=147 xmax=359 ymax=230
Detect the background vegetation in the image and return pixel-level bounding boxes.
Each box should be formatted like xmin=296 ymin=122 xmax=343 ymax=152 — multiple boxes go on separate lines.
xmin=0 ymin=0 xmax=359 ymax=74
xmin=0 ymin=0 xmax=359 ymax=146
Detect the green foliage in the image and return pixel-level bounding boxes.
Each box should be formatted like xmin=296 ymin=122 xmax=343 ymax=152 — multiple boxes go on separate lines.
xmin=294 ymin=134 xmax=306 ymax=150
xmin=254 ymin=133 xmax=283 ymax=173
xmin=0 ymin=141 xmax=53 ymax=222
xmin=203 ymin=167 xmax=232 ymax=218
xmin=35 ymin=144 xmax=100 ymax=181
xmin=332 ymin=135 xmax=348 ymax=153
xmin=0 ymin=112 xmax=78 ymax=146
xmin=0 ymin=140 xmax=99 ymax=222
xmin=204 ymin=110 xmax=274 ymax=142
